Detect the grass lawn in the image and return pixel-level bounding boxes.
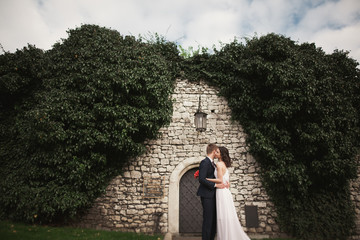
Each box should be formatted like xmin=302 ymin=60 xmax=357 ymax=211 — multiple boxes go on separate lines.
xmin=254 ymin=238 xmax=293 ymax=240
xmin=0 ymin=220 xmax=294 ymax=240
xmin=0 ymin=220 xmax=163 ymax=240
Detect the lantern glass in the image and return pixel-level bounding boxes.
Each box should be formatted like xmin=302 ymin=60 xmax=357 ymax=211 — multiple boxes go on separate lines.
xmin=194 ymin=111 xmax=207 ymax=132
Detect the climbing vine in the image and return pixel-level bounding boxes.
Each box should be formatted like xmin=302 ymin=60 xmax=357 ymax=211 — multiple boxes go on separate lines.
xmin=0 ymin=25 xmax=180 ymax=223
xmin=182 ymin=33 xmax=360 ymax=239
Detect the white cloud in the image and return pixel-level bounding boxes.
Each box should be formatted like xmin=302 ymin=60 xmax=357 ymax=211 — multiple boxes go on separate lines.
xmin=293 ymin=0 xmax=359 ymax=34
xmin=287 ymin=0 xmax=360 ymax=62
xmin=311 ymin=22 xmax=360 ymax=61
xmin=0 ymin=0 xmax=359 ymax=64
xmin=0 ymin=0 xmax=50 ymax=50
xmin=182 ymin=9 xmax=240 ymax=48
xmin=245 ymin=0 xmax=292 ymax=33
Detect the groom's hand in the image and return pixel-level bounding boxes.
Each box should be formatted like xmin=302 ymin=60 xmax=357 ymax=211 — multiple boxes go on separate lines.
xmin=215 ymin=181 xmax=230 ymax=189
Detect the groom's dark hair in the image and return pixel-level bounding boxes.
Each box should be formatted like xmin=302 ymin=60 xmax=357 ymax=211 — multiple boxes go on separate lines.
xmin=206 ymin=143 xmax=218 ymax=155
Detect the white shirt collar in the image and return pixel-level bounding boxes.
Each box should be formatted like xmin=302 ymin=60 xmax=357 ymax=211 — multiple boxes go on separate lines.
xmin=207 ymin=156 xmax=214 ymax=163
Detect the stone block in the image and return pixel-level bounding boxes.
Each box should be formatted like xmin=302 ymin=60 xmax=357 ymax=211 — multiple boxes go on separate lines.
xmin=183 ymin=101 xmax=193 ymax=107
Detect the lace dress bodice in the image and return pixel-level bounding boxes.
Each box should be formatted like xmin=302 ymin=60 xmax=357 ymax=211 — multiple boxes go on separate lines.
xmin=214 ymin=168 xmax=229 ymax=184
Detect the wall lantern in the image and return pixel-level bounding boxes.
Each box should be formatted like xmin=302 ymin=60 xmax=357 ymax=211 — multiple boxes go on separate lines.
xmin=194 ymin=96 xmax=207 ymax=132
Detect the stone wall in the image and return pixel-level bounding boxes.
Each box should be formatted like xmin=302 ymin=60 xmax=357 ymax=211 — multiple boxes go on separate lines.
xmin=350 ymin=156 xmax=360 ymax=239
xmin=73 ymin=79 xmax=284 ymax=238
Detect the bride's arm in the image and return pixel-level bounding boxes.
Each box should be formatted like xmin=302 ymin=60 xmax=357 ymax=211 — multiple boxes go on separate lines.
xmin=206 ymin=163 xmax=225 ymax=184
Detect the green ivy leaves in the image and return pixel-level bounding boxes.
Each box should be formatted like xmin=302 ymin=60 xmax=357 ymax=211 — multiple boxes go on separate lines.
xmin=183 ymin=33 xmax=360 ymax=239
xmin=0 ymin=24 xmax=180 ymax=223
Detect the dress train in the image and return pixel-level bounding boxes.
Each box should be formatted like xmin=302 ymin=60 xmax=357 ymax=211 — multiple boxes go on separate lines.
xmin=215 ymin=168 xmax=250 ymax=240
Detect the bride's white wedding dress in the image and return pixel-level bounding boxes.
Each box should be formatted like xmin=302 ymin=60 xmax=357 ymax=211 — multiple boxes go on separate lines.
xmin=215 ymin=168 xmax=250 ymax=240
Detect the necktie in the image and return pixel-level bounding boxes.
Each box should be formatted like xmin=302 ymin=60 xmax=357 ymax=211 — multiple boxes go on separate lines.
xmin=211 ymin=161 xmax=216 ymax=168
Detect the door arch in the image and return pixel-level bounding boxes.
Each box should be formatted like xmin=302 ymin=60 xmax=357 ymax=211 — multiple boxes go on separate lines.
xmin=179 ymin=168 xmax=202 ymax=233
xmin=167 ymin=156 xmax=202 ymax=238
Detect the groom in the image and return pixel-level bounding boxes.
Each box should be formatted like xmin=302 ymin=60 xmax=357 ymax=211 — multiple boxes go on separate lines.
xmin=197 ymin=144 xmax=228 ymax=240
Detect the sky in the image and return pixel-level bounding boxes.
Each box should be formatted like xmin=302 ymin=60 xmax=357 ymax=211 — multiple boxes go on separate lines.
xmin=1 ymin=0 xmax=360 ymax=63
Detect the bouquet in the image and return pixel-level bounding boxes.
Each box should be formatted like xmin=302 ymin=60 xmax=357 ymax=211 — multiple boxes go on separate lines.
xmin=194 ymin=170 xmax=199 ymax=179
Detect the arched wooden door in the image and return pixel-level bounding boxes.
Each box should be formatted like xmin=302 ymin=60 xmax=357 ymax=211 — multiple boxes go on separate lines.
xmin=179 ymin=168 xmax=203 ymax=233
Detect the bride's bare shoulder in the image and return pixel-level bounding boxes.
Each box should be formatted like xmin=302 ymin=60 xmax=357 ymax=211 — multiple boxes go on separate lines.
xmin=217 ymin=161 xmax=226 ymax=169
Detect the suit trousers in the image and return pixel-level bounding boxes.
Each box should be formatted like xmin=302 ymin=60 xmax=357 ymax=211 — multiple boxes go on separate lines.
xmin=201 ymin=197 xmax=216 ymax=240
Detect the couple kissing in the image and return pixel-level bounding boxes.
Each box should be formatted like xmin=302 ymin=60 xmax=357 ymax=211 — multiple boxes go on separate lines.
xmin=196 ymin=144 xmax=250 ymax=240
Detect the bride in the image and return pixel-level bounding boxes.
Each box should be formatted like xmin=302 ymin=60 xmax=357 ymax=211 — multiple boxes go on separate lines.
xmin=207 ymin=146 xmax=250 ymax=240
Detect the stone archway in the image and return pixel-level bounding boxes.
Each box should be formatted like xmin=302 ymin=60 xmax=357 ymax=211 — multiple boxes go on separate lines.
xmin=166 ymin=156 xmax=203 ymax=239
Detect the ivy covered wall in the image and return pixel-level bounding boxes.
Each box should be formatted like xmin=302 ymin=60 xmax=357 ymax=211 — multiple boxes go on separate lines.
xmin=182 ymin=34 xmax=360 ymax=239
xmin=0 ymin=24 xmax=180 ymax=224
xmin=1 ymin=25 xmax=359 ymax=240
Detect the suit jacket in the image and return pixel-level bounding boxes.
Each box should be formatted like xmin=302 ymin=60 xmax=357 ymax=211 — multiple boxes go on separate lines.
xmin=197 ymin=157 xmax=216 ymax=198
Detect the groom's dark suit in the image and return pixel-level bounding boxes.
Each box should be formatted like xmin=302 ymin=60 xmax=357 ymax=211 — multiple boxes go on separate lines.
xmin=197 ymin=157 xmax=216 ymax=240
